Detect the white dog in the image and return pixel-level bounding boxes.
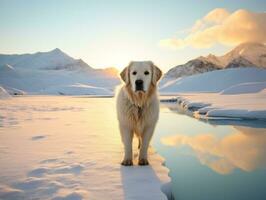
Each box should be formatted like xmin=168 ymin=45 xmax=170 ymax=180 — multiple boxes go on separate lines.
xmin=116 ymin=61 xmax=162 ymax=166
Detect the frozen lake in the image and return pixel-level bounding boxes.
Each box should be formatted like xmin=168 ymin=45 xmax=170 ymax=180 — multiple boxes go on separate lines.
xmin=153 ymin=103 xmax=266 ymax=200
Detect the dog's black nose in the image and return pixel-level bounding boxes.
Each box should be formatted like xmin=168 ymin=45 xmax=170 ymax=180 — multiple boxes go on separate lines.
xmin=135 ymin=79 xmax=143 ymax=85
xmin=135 ymin=79 xmax=144 ymax=91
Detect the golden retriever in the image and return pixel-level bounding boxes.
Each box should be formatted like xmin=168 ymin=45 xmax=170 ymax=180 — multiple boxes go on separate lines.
xmin=116 ymin=61 xmax=162 ymax=166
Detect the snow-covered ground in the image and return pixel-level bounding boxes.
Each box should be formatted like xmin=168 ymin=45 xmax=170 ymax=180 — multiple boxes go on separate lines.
xmin=0 ymin=96 xmax=171 ymax=200
xmin=160 ymin=68 xmax=266 ymax=120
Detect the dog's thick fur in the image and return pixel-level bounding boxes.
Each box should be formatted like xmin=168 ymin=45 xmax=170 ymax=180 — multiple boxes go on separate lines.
xmin=116 ymin=61 xmax=162 ymax=166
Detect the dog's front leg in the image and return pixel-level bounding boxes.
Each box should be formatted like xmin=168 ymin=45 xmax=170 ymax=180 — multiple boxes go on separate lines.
xmin=139 ymin=126 xmax=155 ymax=165
xmin=120 ymin=126 xmax=133 ymax=166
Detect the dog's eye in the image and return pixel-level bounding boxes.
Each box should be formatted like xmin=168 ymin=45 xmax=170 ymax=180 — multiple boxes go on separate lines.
xmin=144 ymin=71 xmax=149 ymax=75
xmin=132 ymin=71 xmax=137 ymax=75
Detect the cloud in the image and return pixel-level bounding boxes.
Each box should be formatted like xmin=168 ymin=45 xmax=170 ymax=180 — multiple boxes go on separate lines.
xmin=160 ymin=8 xmax=266 ymax=49
xmin=161 ymin=126 xmax=266 ymax=174
xmin=191 ymin=8 xmax=230 ymax=32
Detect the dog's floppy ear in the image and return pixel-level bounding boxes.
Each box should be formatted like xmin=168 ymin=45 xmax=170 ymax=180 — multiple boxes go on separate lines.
xmin=152 ymin=63 xmax=162 ymax=85
xmin=120 ymin=62 xmax=131 ymax=84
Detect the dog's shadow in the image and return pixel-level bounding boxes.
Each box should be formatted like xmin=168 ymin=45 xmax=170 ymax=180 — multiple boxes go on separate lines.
xmin=120 ymin=164 xmax=169 ymax=199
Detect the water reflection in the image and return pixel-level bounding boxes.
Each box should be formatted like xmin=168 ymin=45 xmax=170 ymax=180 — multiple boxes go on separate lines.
xmin=154 ymin=103 xmax=266 ymax=200
xmin=161 ymin=126 xmax=266 ymax=174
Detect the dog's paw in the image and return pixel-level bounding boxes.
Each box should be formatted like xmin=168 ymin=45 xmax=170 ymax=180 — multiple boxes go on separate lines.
xmin=121 ymin=159 xmax=133 ymax=166
xmin=138 ymin=158 xmax=149 ymax=166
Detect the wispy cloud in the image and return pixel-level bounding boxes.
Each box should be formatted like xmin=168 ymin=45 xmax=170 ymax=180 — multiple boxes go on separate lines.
xmin=160 ymin=8 xmax=266 ymax=49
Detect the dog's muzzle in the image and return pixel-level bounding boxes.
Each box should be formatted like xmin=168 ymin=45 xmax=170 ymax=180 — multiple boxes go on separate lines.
xmin=135 ymin=79 xmax=144 ymax=91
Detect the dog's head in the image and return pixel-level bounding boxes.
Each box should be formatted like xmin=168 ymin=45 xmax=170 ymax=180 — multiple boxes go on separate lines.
xmin=120 ymin=61 xmax=162 ymax=94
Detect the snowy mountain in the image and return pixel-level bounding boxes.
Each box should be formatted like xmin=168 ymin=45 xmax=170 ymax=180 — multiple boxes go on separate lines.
xmin=164 ymin=59 xmax=221 ymax=79
xmin=217 ymin=42 xmax=266 ymax=68
xmin=164 ymin=42 xmax=266 ymax=79
xmin=198 ymin=42 xmax=266 ymax=69
xmin=0 ymin=48 xmax=93 ymax=71
xmin=0 ymin=49 xmax=120 ymax=95
xmin=225 ymin=56 xmax=255 ymax=68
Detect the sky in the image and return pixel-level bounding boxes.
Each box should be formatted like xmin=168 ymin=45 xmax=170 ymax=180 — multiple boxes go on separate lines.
xmin=0 ymin=0 xmax=265 ymax=72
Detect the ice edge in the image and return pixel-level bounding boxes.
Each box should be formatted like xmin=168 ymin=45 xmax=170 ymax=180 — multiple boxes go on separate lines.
xmin=155 ymin=150 xmax=175 ymax=200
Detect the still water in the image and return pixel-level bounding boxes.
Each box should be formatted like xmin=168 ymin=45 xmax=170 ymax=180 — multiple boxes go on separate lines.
xmin=154 ymin=102 xmax=266 ymax=200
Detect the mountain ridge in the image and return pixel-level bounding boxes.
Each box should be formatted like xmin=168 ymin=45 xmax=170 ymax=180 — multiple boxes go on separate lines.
xmin=0 ymin=49 xmax=120 ymax=95
xmin=0 ymin=48 xmax=92 ymax=71
xmin=199 ymin=42 xmax=266 ymax=67
xmin=165 ymin=42 xmax=266 ymax=79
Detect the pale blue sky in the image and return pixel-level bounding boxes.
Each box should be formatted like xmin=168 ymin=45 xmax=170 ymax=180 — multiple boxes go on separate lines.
xmin=0 ymin=0 xmax=265 ymax=71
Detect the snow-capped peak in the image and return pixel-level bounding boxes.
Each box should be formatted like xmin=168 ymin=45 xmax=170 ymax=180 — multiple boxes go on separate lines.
xmin=220 ymin=42 xmax=266 ymax=66
xmin=164 ymin=58 xmax=221 ymax=79
xmin=50 ymin=48 xmax=63 ymax=53
xmin=229 ymin=42 xmax=265 ymax=54
xmin=0 ymin=48 xmax=93 ymax=71
xmin=164 ymin=42 xmax=266 ymax=80
xmin=198 ymin=54 xmax=222 ymax=66
xmin=199 ymin=42 xmax=266 ymax=68
xmin=46 ymin=48 xmax=72 ymax=58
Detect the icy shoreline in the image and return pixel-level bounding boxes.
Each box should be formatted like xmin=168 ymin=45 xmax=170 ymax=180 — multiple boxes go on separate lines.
xmin=161 ymin=90 xmax=266 ymax=120
xmin=160 ymin=68 xmax=266 ymax=121
xmin=0 ymin=96 xmax=172 ymax=200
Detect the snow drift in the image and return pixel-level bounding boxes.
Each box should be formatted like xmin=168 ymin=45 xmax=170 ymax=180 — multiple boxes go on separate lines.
xmin=160 ymin=68 xmax=266 ymax=94
xmin=220 ymin=82 xmax=266 ymax=95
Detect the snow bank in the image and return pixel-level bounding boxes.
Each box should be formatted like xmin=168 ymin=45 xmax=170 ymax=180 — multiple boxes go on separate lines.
xmin=0 ymin=97 xmax=171 ymax=200
xmin=160 ymin=68 xmax=266 ymax=94
xmin=161 ymin=68 xmax=266 ymax=120
xmin=171 ymin=89 xmax=266 ymax=120
xmin=220 ymin=82 xmax=266 ymax=95
xmin=0 ymin=86 xmax=11 ymax=99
